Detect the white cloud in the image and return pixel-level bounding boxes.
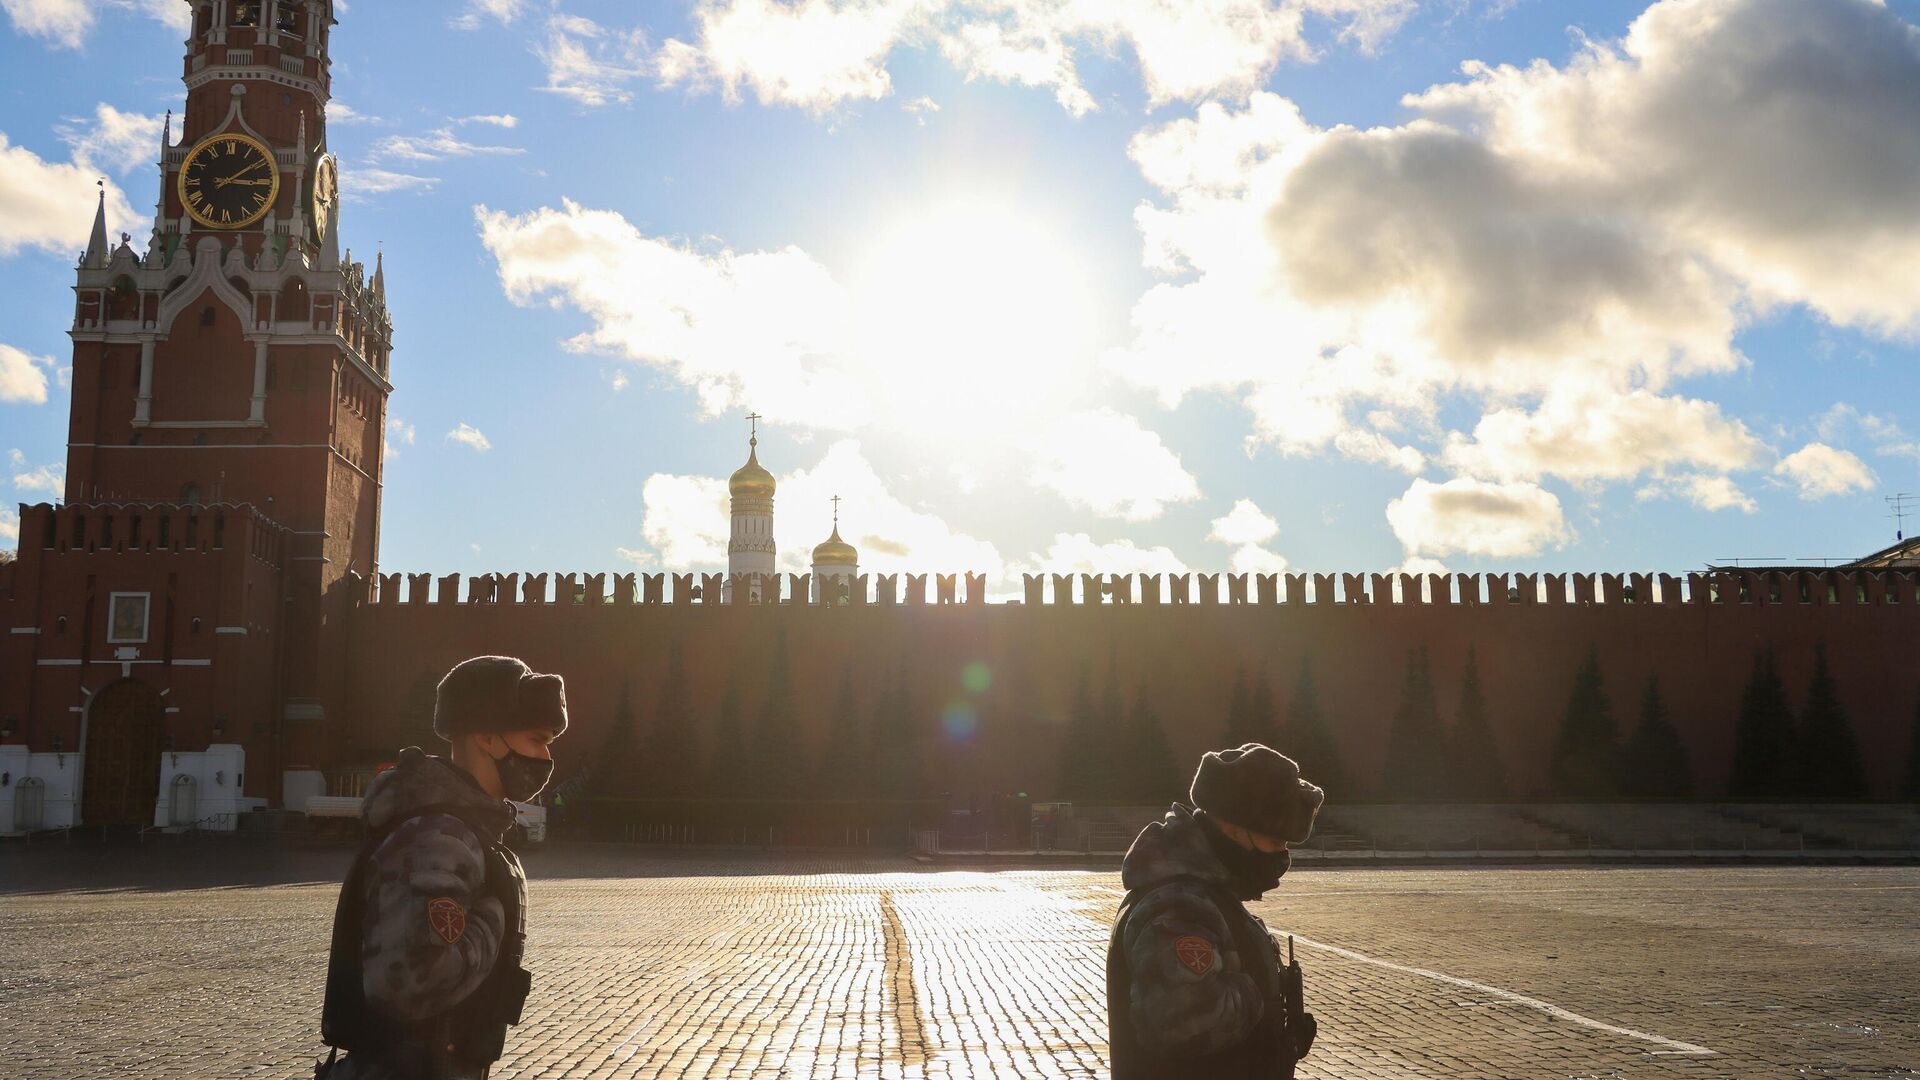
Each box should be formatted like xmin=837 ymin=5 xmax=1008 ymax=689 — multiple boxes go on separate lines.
xmin=1775 ymin=442 xmax=1875 ymax=501
xmin=1442 ymin=386 xmax=1762 ymax=485
xmin=328 ymin=103 xmax=383 ymax=126
xmin=446 ymin=423 xmax=493 ymax=452
xmin=901 ymin=96 xmax=940 ymax=123
xmin=373 ymin=129 xmax=523 ymax=163
xmin=1407 ymin=0 xmax=1920 ymax=336
xmin=654 ymin=0 xmax=910 ymax=114
xmin=0 ymin=344 xmax=53 ymax=404
xmin=1208 ymin=497 xmax=1288 ymax=573
xmin=1029 ymin=409 xmax=1199 ymax=522
xmin=2 ymin=0 xmax=185 ymax=49
xmin=341 ymin=166 xmax=439 ymax=197
xmin=453 ymin=0 xmax=528 ymax=29
xmin=1105 ymin=0 xmax=1920 ymax=534
xmin=1009 ymin=533 xmax=1192 ymax=580
xmin=477 ymin=199 xmax=865 ymax=429
xmin=634 ymin=440 xmax=1004 ymax=578
xmin=1209 ymin=498 xmax=1279 ymax=547
xmin=1636 ymin=472 xmax=1757 ymax=514
xmin=383 ymin=416 xmax=416 ymax=458
xmin=11 ymin=460 xmax=65 ymax=495
xmin=639 ymin=472 xmax=731 ymax=568
xmin=536 ymin=15 xmax=651 ymax=107
xmin=458 ymin=114 xmax=520 ymax=129
xmin=58 ymin=103 xmax=166 ymax=176
xmin=1386 ymin=476 xmax=1569 ymax=559
xmin=615 ymin=546 xmax=656 ymax=567
xmin=1333 ymin=428 xmax=1425 ymax=473
xmin=647 ymin=0 xmax=1418 ymax=116
xmin=0 ymin=506 xmax=17 ymax=543
xmin=1818 ymin=403 xmax=1920 ymax=463
xmin=0 ymin=132 xmax=138 ymax=257
xmin=774 ymin=439 xmax=1003 ymax=576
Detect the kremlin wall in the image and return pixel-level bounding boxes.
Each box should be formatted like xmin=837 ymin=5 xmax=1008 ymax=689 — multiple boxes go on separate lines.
xmin=342 ymin=564 xmax=1920 ymax=802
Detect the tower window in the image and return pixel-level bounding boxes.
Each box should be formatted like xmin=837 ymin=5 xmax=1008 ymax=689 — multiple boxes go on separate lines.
xmin=200 ymin=305 xmax=216 ymax=328
xmin=72 ymin=514 xmax=87 ymax=548
xmin=279 ymin=2 xmax=304 ymax=35
xmin=231 ymin=1 xmax=259 ymax=27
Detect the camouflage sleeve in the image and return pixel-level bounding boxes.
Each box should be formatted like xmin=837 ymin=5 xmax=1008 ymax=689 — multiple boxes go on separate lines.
xmin=360 ymin=813 xmax=507 ymax=1021
xmin=1122 ymin=884 xmax=1266 ymax=1058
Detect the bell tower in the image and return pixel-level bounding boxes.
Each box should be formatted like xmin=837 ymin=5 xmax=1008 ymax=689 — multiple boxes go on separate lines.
xmin=59 ymin=0 xmax=390 ymax=774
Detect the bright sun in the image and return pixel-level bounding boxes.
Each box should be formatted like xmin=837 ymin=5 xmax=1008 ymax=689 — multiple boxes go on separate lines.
xmin=851 ymin=202 xmax=1095 ymax=441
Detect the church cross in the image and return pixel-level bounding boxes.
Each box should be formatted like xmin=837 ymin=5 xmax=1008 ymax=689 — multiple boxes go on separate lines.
xmin=746 ymin=411 xmax=762 ymax=444
xmin=831 ymin=494 xmax=841 ymax=526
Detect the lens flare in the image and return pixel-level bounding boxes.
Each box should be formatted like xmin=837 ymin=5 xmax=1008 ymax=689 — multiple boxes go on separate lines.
xmin=941 ymin=701 xmax=979 ymax=741
xmin=962 ymin=661 xmax=993 ymax=695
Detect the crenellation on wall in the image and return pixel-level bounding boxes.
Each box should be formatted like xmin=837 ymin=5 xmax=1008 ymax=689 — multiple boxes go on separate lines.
xmin=342 ymin=567 xmax=1919 ymax=610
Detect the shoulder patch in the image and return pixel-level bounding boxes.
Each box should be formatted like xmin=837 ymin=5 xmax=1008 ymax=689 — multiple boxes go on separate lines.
xmin=427 ymin=897 xmax=467 ymax=944
xmin=1173 ymin=935 xmax=1216 ymax=976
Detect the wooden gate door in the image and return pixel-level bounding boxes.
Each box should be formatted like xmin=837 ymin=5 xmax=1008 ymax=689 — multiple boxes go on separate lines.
xmin=81 ymin=679 xmax=165 ymax=826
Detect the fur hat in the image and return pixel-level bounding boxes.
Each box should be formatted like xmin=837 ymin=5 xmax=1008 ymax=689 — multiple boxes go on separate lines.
xmin=1189 ymin=743 xmax=1325 ymax=843
xmin=433 ymin=655 xmax=568 ymax=740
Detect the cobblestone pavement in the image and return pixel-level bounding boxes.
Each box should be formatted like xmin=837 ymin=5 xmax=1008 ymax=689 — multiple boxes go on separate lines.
xmin=1 ymin=848 xmax=1916 ymax=1078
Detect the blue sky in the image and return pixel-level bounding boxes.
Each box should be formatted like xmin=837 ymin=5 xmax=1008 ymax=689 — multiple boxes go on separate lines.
xmin=3 ymin=0 xmax=1918 ymax=586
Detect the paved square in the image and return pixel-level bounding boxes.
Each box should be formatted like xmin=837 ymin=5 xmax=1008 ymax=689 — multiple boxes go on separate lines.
xmin=2 ymin=848 xmax=1916 ymax=1078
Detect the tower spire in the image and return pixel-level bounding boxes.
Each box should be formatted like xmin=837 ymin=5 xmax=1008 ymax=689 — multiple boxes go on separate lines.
xmin=372 ymin=247 xmax=386 ymax=303
xmin=82 ymin=180 xmax=109 ymax=268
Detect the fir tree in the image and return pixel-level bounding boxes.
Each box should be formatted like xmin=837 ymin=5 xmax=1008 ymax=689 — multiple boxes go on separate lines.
xmin=1548 ymin=648 xmax=1621 ymax=798
xmin=1382 ymin=646 xmax=1449 ymax=800
xmin=1621 ymin=676 xmax=1693 ymax=798
xmin=1728 ymin=648 xmax=1797 ymax=799
xmin=1284 ymin=656 xmax=1351 ymax=799
xmin=647 ymin=641 xmax=701 ymax=798
xmin=871 ymin=665 xmax=923 ymax=800
xmin=1447 ymin=647 xmax=1508 ymax=800
xmin=594 ymin=679 xmax=643 ymax=796
xmin=1056 ymin=663 xmax=1102 ymax=800
xmin=1094 ymin=650 xmax=1127 ymax=799
xmin=1798 ymin=644 xmax=1869 ymax=799
xmin=398 ymin=671 xmax=439 ymax=752
xmin=1222 ymin=664 xmax=1253 ymax=746
xmin=704 ymin=684 xmax=748 ymax=799
xmin=748 ymin=630 xmax=805 ymax=800
xmin=1247 ymin=673 xmax=1282 ymax=748
xmin=1903 ymin=695 xmax=1920 ymax=801
xmin=816 ymin=663 xmax=866 ymax=797
xmin=1120 ymin=682 xmax=1180 ymax=804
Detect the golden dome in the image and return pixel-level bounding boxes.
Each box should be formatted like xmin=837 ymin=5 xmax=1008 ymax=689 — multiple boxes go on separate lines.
xmin=729 ymin=442 xmax=775 ymax=499
xmin=811 ymin=526 xmax=858 ymax=567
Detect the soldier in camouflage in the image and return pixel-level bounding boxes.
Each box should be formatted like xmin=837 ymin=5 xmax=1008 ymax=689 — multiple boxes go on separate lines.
xmin=318 ymin=656 xmax=568 ymax=1079
xmin=1107 ymin=743 xmax=1325 ymax=1079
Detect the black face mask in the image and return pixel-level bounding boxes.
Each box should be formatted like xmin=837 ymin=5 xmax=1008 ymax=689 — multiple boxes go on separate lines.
xmin=1200 ymin=812 xmax=1292 ymax=900
xmin=489 ymin=744 xmax=554 ymax=803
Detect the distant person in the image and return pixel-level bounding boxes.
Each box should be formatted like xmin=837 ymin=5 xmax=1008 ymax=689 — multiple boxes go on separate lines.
xmin=1107 ymin=743 xmax=1325 ymax=1079
xmin=318 ymin=656 xmax=568 ymax=1079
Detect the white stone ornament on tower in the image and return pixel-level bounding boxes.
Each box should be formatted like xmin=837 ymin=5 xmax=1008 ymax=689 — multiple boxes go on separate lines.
xmin=811 ymin=495 xmax=859 ymax=604
xmin=725 ymin=413 xmax=776 ymax=603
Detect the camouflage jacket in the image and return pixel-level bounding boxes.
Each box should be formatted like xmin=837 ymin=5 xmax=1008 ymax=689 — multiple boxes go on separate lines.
xmin=323 ymin=747 xmax=518 ymax=1080
xmin=1107 ymin=804 xmax=1286 ymax=1075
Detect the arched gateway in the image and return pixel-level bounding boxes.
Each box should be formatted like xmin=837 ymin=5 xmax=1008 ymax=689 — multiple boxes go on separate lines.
xmin=81 ymin=679 xmax=165 ymax=826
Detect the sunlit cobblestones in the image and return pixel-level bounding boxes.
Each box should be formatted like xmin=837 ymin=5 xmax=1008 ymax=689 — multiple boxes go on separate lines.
xmin=0 ymin=851 xmax=1914 ymax=1078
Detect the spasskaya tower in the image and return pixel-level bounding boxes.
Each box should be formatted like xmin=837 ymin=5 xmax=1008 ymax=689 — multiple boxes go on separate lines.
xmin=0 ymin=0 xmax=390 ymax=830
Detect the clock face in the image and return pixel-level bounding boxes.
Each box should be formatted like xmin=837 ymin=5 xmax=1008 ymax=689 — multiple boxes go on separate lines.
xmin=311 ymin=154 xmax=338 ymax=243
xmin=179 ymin=133 xmax=280 ymax=230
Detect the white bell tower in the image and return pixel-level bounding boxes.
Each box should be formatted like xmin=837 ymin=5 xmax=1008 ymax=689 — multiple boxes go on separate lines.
xmin=724 ymin=413 xmax=776 ymax=603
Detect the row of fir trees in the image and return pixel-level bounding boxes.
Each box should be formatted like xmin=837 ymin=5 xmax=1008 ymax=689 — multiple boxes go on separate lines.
xmin=501 ymin=634 xmax=1917 ymax=810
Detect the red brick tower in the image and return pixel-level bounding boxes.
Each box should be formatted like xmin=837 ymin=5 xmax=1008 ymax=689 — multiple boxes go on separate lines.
xmin=0 ymin=0 xmax=387 ymax=830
